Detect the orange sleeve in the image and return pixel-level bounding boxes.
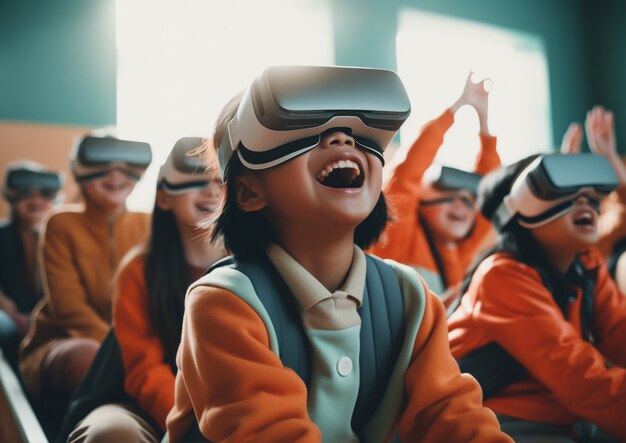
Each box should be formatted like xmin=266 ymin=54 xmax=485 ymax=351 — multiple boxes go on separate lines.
xmin=172 ymin=286 xmax=321 ymax=442
xmin=457 ymin=212 xmax=496 ymax=270
xmin=474 ymin=133 xmax=500 ymax=175
xmin=43 ymin=214 xmax=109 ymax=340
xmin=475 ymin=258 xmax=626 ymax=439
xmin=370 ymin=110 xmax=454 ymax=258
xmin=383 ymin=109 xmax=454 ymax=199
xmin=596 ymin=186 xmax=626 ymax=258
xmin=113 ymin=256 xmax=175 ymax=431
xmin=398 ymin=291 xmax=512 ymax=442
xmin=590 ymin=257 xmax=626 ymax=368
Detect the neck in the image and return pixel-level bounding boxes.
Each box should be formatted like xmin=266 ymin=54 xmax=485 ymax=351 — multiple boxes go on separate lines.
xmin=541 ymin=244 xmax=576 ymax=274
xmin=180 ymin=224 xmax=224 ymax=269
xmin=276 ymin=226 xmax=355 ymax=292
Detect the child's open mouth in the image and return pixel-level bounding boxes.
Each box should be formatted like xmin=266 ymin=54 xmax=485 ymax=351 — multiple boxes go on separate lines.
xmin=315 ymin=159 xmax=364 ymax=189
xmin=103 ymin=182 xmax=128 ymax=191
xmin=573 ymin=210 xmax=595 ymax=227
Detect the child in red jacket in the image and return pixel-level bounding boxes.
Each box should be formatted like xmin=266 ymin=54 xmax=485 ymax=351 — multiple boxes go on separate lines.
xmin=165 ymin=66 xmax=511 ymax=443
xmin=369 ymin=72 xmax=500 ymax=308
xmin=449 ymin=144 xmax=626 ymax=441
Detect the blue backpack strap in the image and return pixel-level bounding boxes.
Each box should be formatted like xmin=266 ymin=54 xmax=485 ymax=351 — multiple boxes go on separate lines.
xmin=353 ymin=254 xmax=405 ymax=436
xmin=235 ymin=258 xmax=312 ymax=384
xmin=182 ymin=254 xmax=405 ymax=442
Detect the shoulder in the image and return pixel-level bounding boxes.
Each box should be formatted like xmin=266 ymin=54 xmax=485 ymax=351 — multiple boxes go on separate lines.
xmin=470 ymin=254 xmax=556 ymax=311
xmin=43 ymin=204 xmax=87 ymax=235
xmin=118 ymin=251 xmax=147 ymax=281
xmin=45 ymin=203 xmax=86 ymax=225
xmin=370 ymin=255 xmax=429 ymax=311
xmin=475 ymin=253 xmax=542 ymax=284
xmin=122 ymin=210 xmax=151 ymax=226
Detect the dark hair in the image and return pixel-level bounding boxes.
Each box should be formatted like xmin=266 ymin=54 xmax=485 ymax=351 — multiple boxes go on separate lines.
xmin=211 ymin=154 xmax=390 ymax=260
xmin=144 ymin=203 xmax=188 ymax=368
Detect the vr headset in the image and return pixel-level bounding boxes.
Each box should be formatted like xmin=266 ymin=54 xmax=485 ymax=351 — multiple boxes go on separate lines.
xmin=424 ymin=164 xmax=481 ymax=195
xmin=219 ymin=65 xmax=411 ymax=175
xmin=4 ymin=165 xmax=63 ymax=203
xmin=158 ymin=137 xmax=220 ymax=195
xmin=72 ymin=136 xmax=152 ymax=183
xmin=493 ymin=153 xmax=618 ymax=230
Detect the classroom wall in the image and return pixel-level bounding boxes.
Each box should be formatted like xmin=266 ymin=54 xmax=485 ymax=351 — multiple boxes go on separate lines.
xmin=0 ymin=0 xmax=117 ymax=217
xmin=2 ymin=0 xmax=625 ymax=218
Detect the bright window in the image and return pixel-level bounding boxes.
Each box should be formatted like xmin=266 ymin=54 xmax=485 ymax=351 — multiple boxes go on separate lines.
xmin=116 ymin=0 xmax=333 ymax=211
xmin=396 ymin=10 xmax=553 ymax=170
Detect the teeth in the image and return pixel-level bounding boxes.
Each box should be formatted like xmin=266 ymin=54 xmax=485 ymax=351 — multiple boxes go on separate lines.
xmin=316 ymin=159 xmax=361 ymax=182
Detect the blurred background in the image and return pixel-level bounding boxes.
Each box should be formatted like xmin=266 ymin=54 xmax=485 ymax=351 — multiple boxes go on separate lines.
xmin=1 ymin=0 xmax=625 ymax=216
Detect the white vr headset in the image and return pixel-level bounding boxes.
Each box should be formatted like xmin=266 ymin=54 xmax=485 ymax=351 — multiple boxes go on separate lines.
xmin=158 ymin=137 xmax=220 ymax=195
xmin=218 ymin=65 xmax=411 ymax=176
xmin=493 ymin=153 xmax=618 ymax=230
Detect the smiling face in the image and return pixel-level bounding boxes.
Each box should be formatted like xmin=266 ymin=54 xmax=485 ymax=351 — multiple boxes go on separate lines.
xmin=243 ymin=130 xmax=383 ymax=244
xmin=157 ymin=176 xmax=223 ymax=232
xmin=419 ymin=184 xmax=477 ymax=244
xmin=530 ymin=194 xmax=600 ymax=260
xmin=81 ymin=168 xmax=136 ymax=214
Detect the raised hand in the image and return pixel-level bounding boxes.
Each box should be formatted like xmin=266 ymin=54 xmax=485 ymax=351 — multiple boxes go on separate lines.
xmin=586 ymin=105 xmax=626 ymax=184
xmin=451 ymin=71 xmax=491 ymax=118
xmin=585 ymin=106 xmax=617 ymax=158
xmin=560 ymin=122 xmax=583 ymax=154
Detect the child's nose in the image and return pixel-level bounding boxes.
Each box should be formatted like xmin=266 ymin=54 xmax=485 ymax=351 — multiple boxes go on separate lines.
xmin=322 ymin=131 xmax=356 ymax=148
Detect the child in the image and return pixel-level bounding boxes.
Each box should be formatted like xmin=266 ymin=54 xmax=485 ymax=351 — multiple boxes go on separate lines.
xmin=166 ymin=66 xmax=511 ymax=442
xmin=0 ymin=162 xmax=62 ymax=368
xmin=61 ymin=137 xmax=226 ymax=443
xmin=369 ymin=72 xmax=500 ymax=307
xmin=448 ymin=152 xmax=626 ymax=442
xmin=19 ymin=134 xmax=152 ymax=437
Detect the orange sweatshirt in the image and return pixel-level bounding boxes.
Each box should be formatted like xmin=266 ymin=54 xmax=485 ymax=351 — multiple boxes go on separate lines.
xmin=166 ymin=253 xmax=511 ymax=442
xmin=448 ymin=249 xmax=626 ymax=440
xmin=19 ymin=203 xmax=150 ymax=397
xmin=113 ymin=253 xmax=205 ymax=431
xmin=369 ymin=109 xmax=500 ymax=295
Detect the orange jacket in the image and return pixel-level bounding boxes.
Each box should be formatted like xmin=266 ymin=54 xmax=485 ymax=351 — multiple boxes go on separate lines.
xmin=166 ymin=261 xmax=511 ymax=443
xmin=19 ymin=203 xmax=150 ymax=396
xmin=448 ymin=249 xmax=626 ymax=440
xmin=113 ymin=254 xmax=175 ymax=431
xmin=369 ymin=109 xmax=500 ymax=294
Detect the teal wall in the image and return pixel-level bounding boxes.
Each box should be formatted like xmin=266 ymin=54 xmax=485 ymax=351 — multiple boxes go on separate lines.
xmin=582 ymin=0 xmax=626 ymax=150
xmin=2 ymin=0 xmax=625 ymax=149
xmin=0 ymin=0 xmax=117 ymax=126
xmin=331 ymin=0 xmax=595 ymax=150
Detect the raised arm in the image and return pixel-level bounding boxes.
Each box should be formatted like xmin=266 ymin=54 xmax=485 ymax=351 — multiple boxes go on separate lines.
xmin=585 ymin=106 xmax=626 ymax=257
xmin=452 ymin=72 xmax=502 ymax=174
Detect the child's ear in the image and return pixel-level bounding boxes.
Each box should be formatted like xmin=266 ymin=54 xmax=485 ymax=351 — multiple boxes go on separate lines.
xmin=156 ymin=190 xmax=172 ymax=211
xmin=235 ymin=174 xmax=267 ymax=212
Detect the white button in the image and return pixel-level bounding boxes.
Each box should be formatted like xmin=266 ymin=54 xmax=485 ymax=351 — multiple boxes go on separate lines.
xmin=337 ymin=356 xmax=353 ymax=376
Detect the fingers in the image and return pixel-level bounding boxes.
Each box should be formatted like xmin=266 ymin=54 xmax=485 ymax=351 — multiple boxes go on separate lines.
xmin=585 ymin=105 xmax=616 ymax=155
xmin=560 ymin=122 xmax=583 ymax=154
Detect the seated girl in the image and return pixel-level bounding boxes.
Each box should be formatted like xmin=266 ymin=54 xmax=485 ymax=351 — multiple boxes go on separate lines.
xmin=63 ymin=137 xmax=226 ymax=443
xmin=448 ymin=152 xmax=626 ymax=442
